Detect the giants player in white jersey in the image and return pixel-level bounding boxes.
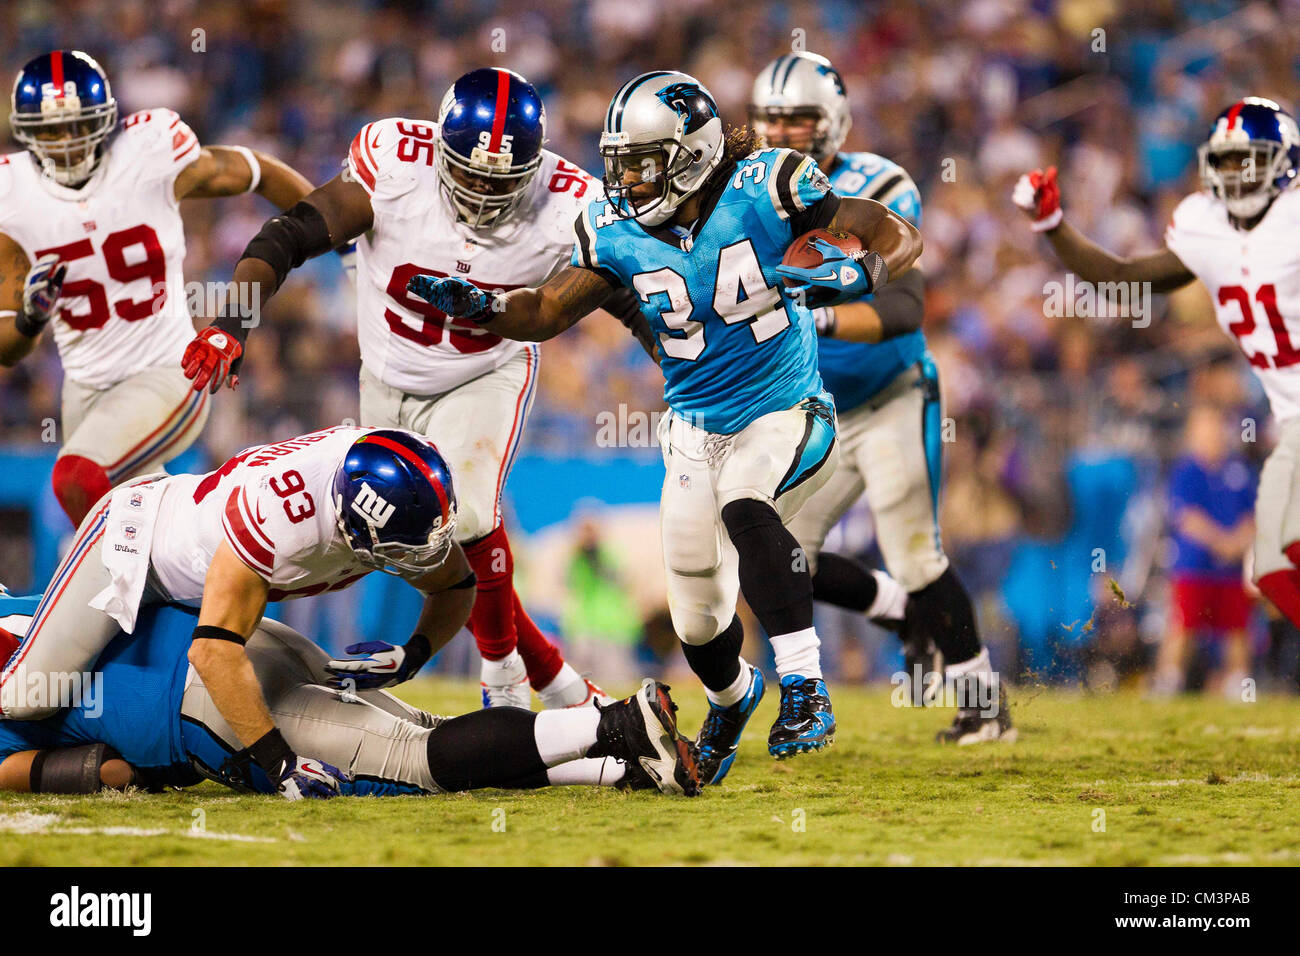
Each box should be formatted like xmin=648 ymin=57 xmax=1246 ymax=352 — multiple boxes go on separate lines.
xmin=182 ymin=69 xmax=643 ymax=710
xmin=0 ymin=425 xmax=700 ymax=798
xmin=1014 ymin=97 xmax=1300 ymax=632
xmin=0 ymin=50 xmax=315 ymax=528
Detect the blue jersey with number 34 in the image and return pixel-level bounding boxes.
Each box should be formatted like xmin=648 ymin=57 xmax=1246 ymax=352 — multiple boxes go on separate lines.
xmin=573 ymin=147 xmax=834 ymax=435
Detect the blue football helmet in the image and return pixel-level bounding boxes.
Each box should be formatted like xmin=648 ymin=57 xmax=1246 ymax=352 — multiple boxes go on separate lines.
xmin=1199 ymin=97 xmax=1300 ymax=221
xmin=10 ymin=50 xmax=117 ymax=187
xmin=333 ymin=430 xmax=458 ymax=576
xmin=436 ymin=67 xmax=546 ymax=227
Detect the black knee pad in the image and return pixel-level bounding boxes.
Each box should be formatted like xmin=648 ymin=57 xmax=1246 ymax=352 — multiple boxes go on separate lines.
xmin=426 ymin=708 xmax=545 ymax=792
xmin=721 ymin=498 xmax=813 ymax=636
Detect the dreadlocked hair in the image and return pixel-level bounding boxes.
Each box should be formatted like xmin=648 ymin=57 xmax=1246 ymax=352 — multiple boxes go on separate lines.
xmin=723 ymin=124 xmax=765 ymax=165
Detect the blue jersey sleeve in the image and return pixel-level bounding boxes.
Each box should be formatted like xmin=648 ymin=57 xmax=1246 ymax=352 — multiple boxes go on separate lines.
xmin=829 ymin=152 xmax=922 ymax=228
xmin=571 ymin=203 xmax=623 ymax=286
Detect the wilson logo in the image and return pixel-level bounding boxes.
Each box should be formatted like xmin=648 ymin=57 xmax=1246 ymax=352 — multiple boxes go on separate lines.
xmin=351 ymin=482 xmax=395 ymax=528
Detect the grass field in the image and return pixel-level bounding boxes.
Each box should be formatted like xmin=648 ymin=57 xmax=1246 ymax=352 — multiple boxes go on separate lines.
xmin=2 ymin=679 xmax=1298 ymax=866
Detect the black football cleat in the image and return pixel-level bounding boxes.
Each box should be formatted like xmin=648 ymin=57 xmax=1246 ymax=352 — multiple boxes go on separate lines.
xmin=936 ymin=683 xmax=1017 ymax=744
xmin=768 ymin=675 xmax=836 ymax=758
xmin=590 ymin=679 xmax=702 ymax=796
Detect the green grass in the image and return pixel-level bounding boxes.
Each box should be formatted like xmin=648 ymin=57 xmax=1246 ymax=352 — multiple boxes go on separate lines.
xmin=2 ymin=680 xmax=1299 ymax=866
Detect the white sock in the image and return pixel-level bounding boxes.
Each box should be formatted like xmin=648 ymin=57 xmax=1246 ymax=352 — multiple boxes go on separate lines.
xmin=705 ymin=659 xmax=754 ymax=708
xmin=944 ymin=647 xmax=991 ymax=679
xmin=945 ymin=647 xmax=992 ymax=714
xmin=533 ymin=705 xmax=602 ymax=766
xmin=546 ymin=756 xmax=625 ymax=787
xmin=481 ymin=649 xmax=527 ymax=684
xmin=866 ymin=570 xmax=908 ymax=621
xmin=770 ymin=628 xmax=822 ymax=680
xmin=537 ymin=662 xmax=588 ymax=708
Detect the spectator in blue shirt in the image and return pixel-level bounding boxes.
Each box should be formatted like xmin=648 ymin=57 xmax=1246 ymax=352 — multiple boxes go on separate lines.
xmin=1154 ymin=405 xmax=1257 ymax=695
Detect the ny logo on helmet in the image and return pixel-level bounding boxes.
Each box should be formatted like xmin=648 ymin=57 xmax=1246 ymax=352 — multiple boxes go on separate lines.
xmin=656 ymin=82 xmax=717 ymax=134
xmin=351 ymin=482 xmax=396 ymax=528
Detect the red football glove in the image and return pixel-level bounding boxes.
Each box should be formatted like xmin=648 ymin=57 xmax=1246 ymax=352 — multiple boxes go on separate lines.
xmin=182 ymin=326 xmax=243 ymax=394
xmin=1011 ymin=166 xmax=1062 ymax=231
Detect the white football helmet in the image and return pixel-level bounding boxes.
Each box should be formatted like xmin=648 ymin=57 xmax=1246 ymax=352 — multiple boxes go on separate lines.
xmin=599 ymin=71 xmax=724 ymax=227
xmin=749 ymin=52 xmax=851 ymax=167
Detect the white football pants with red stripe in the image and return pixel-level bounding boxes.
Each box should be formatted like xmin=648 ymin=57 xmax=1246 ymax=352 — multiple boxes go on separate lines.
xmin=0 ymin=490 xmax=143 ymax=720
xmin=358 ymin=345 xmax=538 ymax=543
xmin=56 ymin=363 xmax=210 ymax=524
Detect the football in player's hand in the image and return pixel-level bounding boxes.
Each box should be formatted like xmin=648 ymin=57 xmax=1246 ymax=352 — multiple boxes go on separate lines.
xmin=780 ymin=228 xmax=863 ymax=286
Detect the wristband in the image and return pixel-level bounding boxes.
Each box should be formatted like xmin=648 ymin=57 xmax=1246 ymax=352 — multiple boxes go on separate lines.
xmin=248 ymin=727 xmax=294 ymax=778
xmin=13 ymin=308 xmax=48 ymax=338
xmin=192 ymin=624 xmax=247 ymax=645
xmin=1031 ymin=208 xmax=1063 ymax=233
xmin=403 ymin=633 xmax=434 ymax=674
xmin=229 ymin=145 xmax=262 ymax=194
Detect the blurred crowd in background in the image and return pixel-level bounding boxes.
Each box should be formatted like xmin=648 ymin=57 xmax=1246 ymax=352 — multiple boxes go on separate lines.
xmin=3 ymin=0 xmax=1300 ymax=694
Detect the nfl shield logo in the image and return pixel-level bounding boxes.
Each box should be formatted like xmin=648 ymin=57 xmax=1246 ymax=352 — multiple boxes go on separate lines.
xmin=679 ymin=474 xmax=691 ymax=490
xmin=122 ymin=524 xmax=138 ymax=540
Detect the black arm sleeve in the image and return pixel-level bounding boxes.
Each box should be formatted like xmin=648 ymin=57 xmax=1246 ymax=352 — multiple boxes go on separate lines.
xmin=872 ymin=267 xmax=925 ymax=340
xmin=789 ymin=191 xmax=841 ymax=237
xmin=605 ymin=286 xmax=659 ymax=363
xmin=238 ymin=202 xmax=334 ymax=294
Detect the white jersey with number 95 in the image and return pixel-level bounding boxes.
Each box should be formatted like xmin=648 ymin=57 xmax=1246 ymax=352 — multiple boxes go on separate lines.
xmin=345 ymin=116 xmax=598 ymax=395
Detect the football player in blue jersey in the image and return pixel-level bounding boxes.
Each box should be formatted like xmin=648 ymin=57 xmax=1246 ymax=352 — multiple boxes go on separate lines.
xmin=750 ymin=52 xmax=1013 ymax=744
xmin=0 ymin=593 xmax=700 ymax=798
xmin=407 ymin=70 xmax=922 ymax=779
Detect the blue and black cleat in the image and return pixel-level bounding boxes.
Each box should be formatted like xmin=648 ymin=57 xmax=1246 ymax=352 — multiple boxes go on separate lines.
xmin=694 ymin=665 xmax=765 ymax=785
xmin=768 ymin=674 xmax=835 ymax=758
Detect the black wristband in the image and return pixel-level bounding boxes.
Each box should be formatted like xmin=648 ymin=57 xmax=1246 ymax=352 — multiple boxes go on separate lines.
xmin=192 ymin=625 xmax=247 ymax=645
xmin=403 ymin=633 xmax=434 ymax=674
xmin=13 ymin=308 xmax=48 ymax=338
xmin=447 ymin=571 xmax=477 ymax=590
xmin=248 ymin=728 xmax=295 ymax=779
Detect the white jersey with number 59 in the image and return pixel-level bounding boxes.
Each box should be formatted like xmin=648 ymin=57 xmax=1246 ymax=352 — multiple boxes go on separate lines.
xmin=1166 ymin=187 xmax=1300 ymax=422
xmin=0 ymin=109 xmax=200 ymax=390
xmin=346 ymin=117 xmax=598 ymax=395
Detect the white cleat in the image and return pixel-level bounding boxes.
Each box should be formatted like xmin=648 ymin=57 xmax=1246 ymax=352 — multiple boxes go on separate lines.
xmin=480 ymin=651 xmax=531 ymax=709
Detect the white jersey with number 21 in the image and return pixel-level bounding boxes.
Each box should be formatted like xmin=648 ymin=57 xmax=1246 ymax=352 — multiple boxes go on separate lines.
xmin=1166 ymin=187 xmax=1300 ymax=423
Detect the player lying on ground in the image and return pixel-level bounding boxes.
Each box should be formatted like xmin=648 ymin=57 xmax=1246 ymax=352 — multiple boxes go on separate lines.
xmin=181 ymin=68 xmax=623 ymax=713
xmin=1 ymin=425 xmax=499 ymax=794
xmin=406 ymin=71 xmax=922 ymax=778
xmin=0 ymin=50 xmax=317 ymax=526
xmin=0 ymin=596 xmax=699 ymax=798
xmin=751 ymin=51 xmax=1012 ymax=745
xmin=1013 ymin=96 xmax=1300 ymax=634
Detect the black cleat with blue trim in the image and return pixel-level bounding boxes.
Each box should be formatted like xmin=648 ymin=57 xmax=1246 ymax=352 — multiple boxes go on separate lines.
xmin=694 ymin=665 xmax=765 ymax=785
xmin=768 ymin=674 xmax=835 ymax=758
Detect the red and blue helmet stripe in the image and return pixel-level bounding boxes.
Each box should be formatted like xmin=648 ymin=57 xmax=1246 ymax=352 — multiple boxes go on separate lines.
xmin=438 ymin=67 xmax=545 ymax=165
xmin=10 ymin=50 xmax=118 ymax=185
xmin=1206 ymin=96 xmax=1300 ymax=191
